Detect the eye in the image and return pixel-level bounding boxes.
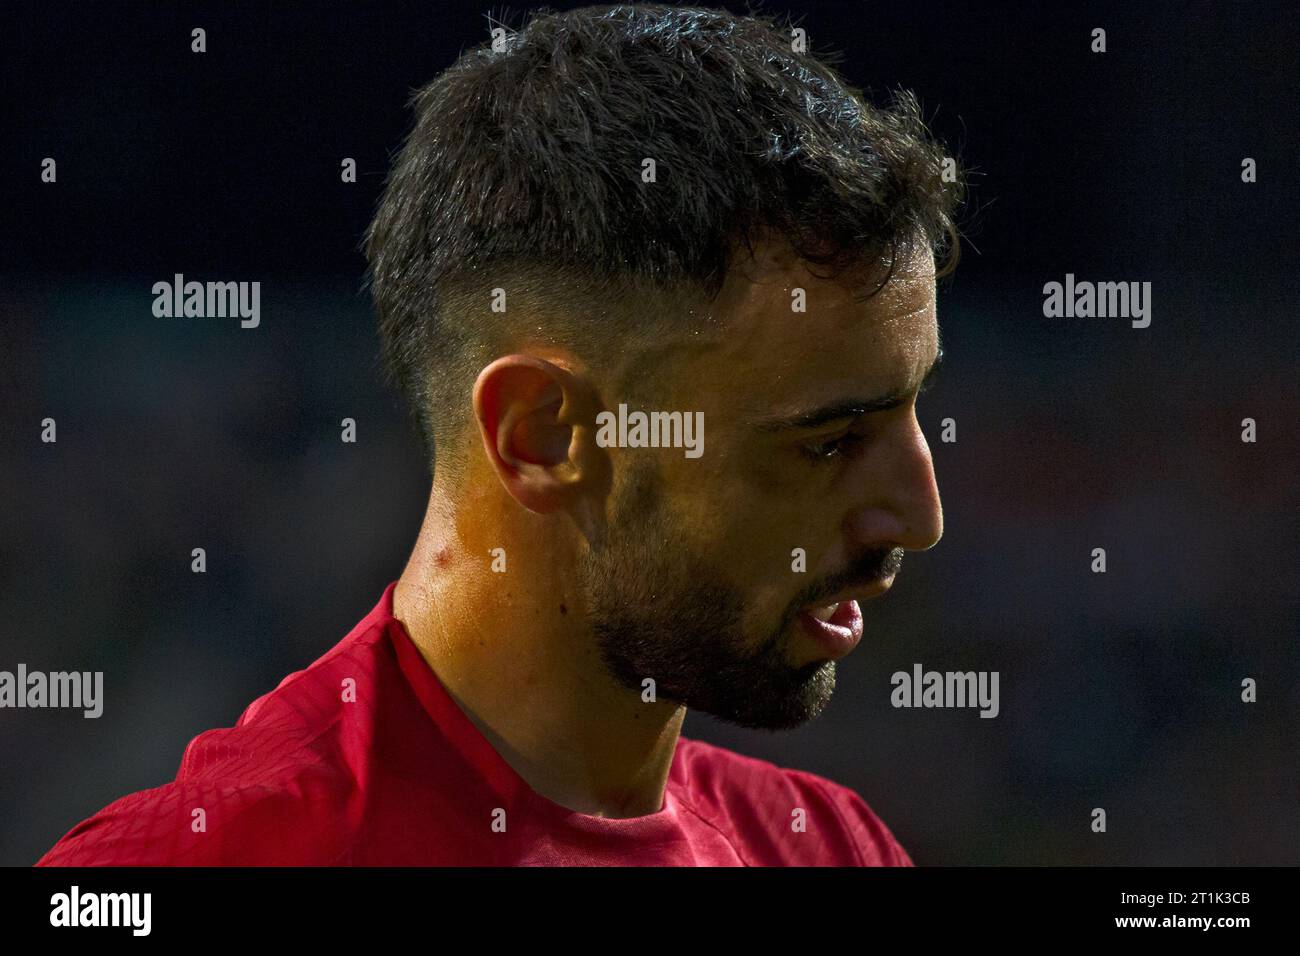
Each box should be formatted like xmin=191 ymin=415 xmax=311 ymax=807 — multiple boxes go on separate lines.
xmin=800 ymin=431 xmax=865 ymax=463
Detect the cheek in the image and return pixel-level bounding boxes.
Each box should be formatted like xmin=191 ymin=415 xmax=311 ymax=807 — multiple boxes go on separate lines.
xmin=733 ymin=480 xmax=845 ymax=564
xmin=690 ymin=472 xmax=832 ymax=575
xmin=718 ymin=537 xmax=812 ymax=634
xmin=664 ymin=452 xmax=830 ymax=616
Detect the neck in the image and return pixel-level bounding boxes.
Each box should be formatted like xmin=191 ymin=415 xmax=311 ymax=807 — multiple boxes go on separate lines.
xmin=393 ymin=482 xmax=685 ymax=818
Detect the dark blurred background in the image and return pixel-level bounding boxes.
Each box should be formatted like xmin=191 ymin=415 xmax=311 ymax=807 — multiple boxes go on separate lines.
xmin=2 ymin=0 xmax=1297 ymax=866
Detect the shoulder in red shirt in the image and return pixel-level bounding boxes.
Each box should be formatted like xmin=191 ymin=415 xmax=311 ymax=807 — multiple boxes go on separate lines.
xmin=37 ymin=584 xmax=912 ymax=867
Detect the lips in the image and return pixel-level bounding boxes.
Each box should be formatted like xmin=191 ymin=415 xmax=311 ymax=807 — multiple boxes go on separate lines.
xmin=794 ymin=579 xmax=892 ymax=660
xmin=797 ymin=600 xmax=864 ymax=660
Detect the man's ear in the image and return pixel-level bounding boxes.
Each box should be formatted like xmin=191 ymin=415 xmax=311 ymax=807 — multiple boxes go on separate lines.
xmin=472 ymin=355 xmax=612 ymax=536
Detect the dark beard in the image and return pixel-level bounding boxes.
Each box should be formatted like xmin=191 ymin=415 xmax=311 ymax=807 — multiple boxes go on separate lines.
xmin=578 ymin=462 xmax=838 ymax=730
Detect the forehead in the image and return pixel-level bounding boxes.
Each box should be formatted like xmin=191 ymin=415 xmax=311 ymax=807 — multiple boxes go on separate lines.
xmin=699 ymin=244 xmax=938 ymax=416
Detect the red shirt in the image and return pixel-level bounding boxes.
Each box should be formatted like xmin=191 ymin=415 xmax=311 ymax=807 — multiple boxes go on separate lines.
xmin=37 ymin=583 xmax=912 ymax=866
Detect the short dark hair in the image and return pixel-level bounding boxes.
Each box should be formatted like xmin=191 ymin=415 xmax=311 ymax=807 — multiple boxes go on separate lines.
xmin=364 ymin=3 xmax=963 ymax=479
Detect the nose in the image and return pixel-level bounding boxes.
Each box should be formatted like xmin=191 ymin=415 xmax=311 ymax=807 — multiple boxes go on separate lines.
xmin=842 ymin=410 xmax=943 ymax=552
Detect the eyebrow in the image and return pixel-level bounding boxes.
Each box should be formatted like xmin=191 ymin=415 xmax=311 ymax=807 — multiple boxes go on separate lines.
xmin=752 ymin=347 xmax=944 ymax=433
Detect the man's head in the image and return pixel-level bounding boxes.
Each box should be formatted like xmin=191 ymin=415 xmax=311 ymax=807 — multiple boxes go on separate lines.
xmin=367 ymin=4 xmax=961 ymax=729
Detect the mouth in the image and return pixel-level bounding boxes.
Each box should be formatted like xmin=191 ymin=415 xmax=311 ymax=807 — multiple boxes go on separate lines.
xmin=795 ymin=579 xmax=893 ymax=661
xmin=797 ymin=601 xmax=863 ymax=659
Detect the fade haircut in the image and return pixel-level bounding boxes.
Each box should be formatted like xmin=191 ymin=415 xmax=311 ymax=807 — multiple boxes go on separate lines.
xmin=364 ymin=3 xmax=963 ymax=481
